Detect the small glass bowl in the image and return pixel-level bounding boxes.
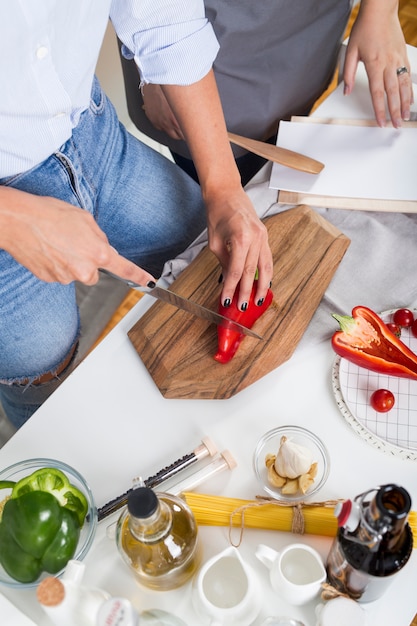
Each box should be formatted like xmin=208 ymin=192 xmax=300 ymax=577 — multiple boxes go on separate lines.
xmin=253 ymin=426 xmax=330 ymax=502
xmin=0 ymin=458 xmax=97 ymax=588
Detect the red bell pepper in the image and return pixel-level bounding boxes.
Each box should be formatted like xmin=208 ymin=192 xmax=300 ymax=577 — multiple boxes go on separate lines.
xmin=331 ymin=305 xmax=417 ymax=380
xmin=214 ymin=281 xmax=273 ymax=364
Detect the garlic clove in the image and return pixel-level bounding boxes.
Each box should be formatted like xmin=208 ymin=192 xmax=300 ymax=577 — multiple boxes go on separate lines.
xmin=308 ymin=462 xmax=318 ymax=479
xmin=299 ymin=472 xmax=314 ymax=494
xmin=282 ymin=478 xmax=299 ymax=495
xmin=265 ymin=453 xmax=276 ymax=468
xmin=267 ymin=463 xmax=287 ymax=487
xmin=274 ymin=436 xmax=313 ymax=479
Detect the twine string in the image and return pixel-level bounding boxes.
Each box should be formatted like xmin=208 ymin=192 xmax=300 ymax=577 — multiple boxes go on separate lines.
xmin=228 ymin=496 xmax=342 ymax=547
xmin=320 ymin=582 xmax=353 ymax=601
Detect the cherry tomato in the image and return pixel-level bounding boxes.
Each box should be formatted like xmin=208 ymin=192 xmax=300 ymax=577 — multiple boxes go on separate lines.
xmin=386 ymin=322 xmax=401 ymax=338
xmin=370 ymin=389 xmax=395 ymax=413
xmin=393 ymin=308 xmax=414 ymax=327
xmin=412 ymin=319 xmax=417 ymax=339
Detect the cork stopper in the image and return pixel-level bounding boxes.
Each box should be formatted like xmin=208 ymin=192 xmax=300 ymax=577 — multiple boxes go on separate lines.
xmin=37 ymin=577 xmax=66 ymax=607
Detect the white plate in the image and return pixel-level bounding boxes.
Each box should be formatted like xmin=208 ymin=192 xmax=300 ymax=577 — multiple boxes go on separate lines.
xmin=332 ymin=308 xmax=417 ymax=460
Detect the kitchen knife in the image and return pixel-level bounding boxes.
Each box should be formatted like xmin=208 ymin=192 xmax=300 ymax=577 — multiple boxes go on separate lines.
xmin=99 ymin=269 xmax=263 ymax=339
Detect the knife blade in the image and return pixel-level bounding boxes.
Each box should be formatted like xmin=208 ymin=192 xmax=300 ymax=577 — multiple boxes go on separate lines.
xmin=99 ymin=269 xmax=263 ymax=339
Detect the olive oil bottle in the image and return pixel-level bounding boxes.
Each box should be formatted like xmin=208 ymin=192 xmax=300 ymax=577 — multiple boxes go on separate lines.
xmin=326 ymin=484 xmax=413 ymax=602
xmin=116 ymin=486 xmax=201 ymax=591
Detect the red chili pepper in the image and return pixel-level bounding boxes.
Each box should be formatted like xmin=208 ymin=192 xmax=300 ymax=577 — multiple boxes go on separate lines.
xmin=331 ymin=305 xmax=417 ymax=380
xmin=214 ymin=281 xmax=273 ymax=364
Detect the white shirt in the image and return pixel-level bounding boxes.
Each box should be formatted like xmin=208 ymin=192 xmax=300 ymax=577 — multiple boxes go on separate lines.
xmin=0 ymin=0 xmax=219 ymax=178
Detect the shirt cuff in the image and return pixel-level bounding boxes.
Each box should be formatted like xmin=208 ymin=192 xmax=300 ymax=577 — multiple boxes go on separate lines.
xmin=133 ymin=21 xmax=219 ymax=86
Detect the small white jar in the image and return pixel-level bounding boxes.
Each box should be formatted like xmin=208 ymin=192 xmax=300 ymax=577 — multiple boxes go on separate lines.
xmin=315 ymin=597 xmax=367 ymax=626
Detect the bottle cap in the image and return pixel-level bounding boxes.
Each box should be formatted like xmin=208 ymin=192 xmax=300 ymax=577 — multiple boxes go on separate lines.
xmin=127 ymin=487 xmax=158 ymax=518
xmin=334 ymin=500 xmax=361 ymax=531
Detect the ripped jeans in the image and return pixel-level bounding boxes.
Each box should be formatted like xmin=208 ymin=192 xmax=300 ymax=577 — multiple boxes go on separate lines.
xmin=0 ymin=77 xmax=207 ymax=429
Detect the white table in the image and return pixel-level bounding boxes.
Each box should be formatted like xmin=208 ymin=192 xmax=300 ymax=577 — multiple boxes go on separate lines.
xmin=1 ymin=47 xmax=417 ymax=626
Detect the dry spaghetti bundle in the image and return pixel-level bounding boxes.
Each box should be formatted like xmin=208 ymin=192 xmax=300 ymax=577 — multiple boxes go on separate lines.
xmin=183 ymin=492 xmax=417 ymax=547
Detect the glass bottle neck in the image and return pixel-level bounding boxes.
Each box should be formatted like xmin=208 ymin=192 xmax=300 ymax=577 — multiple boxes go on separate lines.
xmin=128 ymin=498 xmax=173 ymax=543
xmin=346 ymin=485 xmax=411 ymax=551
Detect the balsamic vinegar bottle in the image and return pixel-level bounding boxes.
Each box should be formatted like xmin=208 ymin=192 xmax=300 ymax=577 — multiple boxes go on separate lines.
xmin=326 ymin=484 xmax=413 ymax=602
xmin=116 ymin=486 xmax=201 ymax=591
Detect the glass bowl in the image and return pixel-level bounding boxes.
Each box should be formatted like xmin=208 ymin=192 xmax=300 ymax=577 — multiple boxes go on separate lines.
xmin=253 ymin=426 xmax=330 ymax=502
xmin=0 ymin=458 xmax=97 ymax=588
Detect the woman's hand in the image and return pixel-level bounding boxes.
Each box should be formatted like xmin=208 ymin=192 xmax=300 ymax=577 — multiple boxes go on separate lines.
xmin=142 ymin=84 xmax=184 ymax=140
xmin=205 ymin=186 xmax=273 ymax=311
xmin=0 ymin=186 xmax=155 ymax=286
xmin=344 ymin=0 xmax=412 ymax=127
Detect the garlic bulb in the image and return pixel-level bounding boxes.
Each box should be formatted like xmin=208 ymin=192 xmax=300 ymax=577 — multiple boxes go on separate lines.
xmin=274 ymin=436 xmax=313 ymax=479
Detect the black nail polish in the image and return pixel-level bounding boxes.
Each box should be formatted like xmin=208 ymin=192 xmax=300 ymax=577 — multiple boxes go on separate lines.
xmin=269 ymin=281 xmax=272 ymax=289
xmin=240 ymin=301 xmax=248 ymax=312
xmin=218 ymin=273 xmax=223 ymax=284
xmin=223 ymin=298 xmax=231 ymax=307
xmin=147 ymin=280 xmax=156 ymax=288
xmin=257 ymin=297 xmax=265 ymax=307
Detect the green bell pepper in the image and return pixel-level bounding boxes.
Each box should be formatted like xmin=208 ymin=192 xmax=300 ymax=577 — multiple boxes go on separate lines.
xmin=0 ymin=490 xmax=80 ymax=583
xmin=8 ymin=467 xmax=88 ymax=527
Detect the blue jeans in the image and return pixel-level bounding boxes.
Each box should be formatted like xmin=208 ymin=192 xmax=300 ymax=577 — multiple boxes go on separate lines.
xmin=0 ymin=77 xmax=206 ymax=428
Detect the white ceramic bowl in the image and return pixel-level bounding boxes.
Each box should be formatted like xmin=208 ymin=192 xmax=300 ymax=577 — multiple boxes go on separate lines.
xmin=0 ymin=458 xmax=97 ymax=588
xmin=253 ymin=426 xmax=330 ymax=502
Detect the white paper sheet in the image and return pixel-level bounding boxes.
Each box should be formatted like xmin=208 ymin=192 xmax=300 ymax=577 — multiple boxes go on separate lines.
xmin=269 ymin=121 xmax=417 ymax=201
xmin=315 ymin=71 xmax=417 ymax=121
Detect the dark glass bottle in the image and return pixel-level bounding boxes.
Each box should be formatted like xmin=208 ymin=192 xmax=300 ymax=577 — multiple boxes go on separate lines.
xmin=326 ymin=484 xmax=413 ymax=603
xmin=116 ymin=486 xmax=201 ymax=591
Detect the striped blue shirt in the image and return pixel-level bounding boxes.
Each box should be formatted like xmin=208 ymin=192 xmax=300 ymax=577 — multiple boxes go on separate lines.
xmin=0 ymin=0 xmax=219 ymax=178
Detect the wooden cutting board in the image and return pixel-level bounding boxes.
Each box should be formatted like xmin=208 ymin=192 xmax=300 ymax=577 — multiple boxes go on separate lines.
xmin=128 ymin=205 xmax=350 ymax=399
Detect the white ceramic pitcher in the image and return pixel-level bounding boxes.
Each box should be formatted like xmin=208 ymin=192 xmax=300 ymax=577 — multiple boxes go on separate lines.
xmin=192 ymin=546 xmax=262 ymax=626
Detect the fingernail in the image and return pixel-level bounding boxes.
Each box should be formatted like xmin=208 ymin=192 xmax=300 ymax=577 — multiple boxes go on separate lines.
xmin=240 ymin=302 xmax=248 ymax=312
xmin=218 ymin=273 xmax=223 ymax=284
xmin=147 ymin=280 xmax=156 ymax=288
xmin=257 ymin=297 xmax=265 ymax=307
xmin=223 ymin=298 xmax=231 ymax=307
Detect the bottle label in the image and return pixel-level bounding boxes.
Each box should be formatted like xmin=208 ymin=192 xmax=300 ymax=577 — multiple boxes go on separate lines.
xmin=96 ymin=598 xmax=138 ymax=626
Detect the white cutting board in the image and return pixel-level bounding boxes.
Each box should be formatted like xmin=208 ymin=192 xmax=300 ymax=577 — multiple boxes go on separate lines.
xmin=270 ymin=120 xmax=417 ymax=202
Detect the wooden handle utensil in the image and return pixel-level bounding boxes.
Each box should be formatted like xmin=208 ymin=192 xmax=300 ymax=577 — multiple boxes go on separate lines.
xmin=227 ymin=131 xmax=324 ymax=174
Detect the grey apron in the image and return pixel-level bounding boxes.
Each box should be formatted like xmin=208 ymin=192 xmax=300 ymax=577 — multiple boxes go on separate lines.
xmin=119 ymin=0 xmax=353 ymax=159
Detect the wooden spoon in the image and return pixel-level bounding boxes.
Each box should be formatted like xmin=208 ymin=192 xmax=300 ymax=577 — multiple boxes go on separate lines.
xmin=227 ymin=132 xmax=324 ymax=174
